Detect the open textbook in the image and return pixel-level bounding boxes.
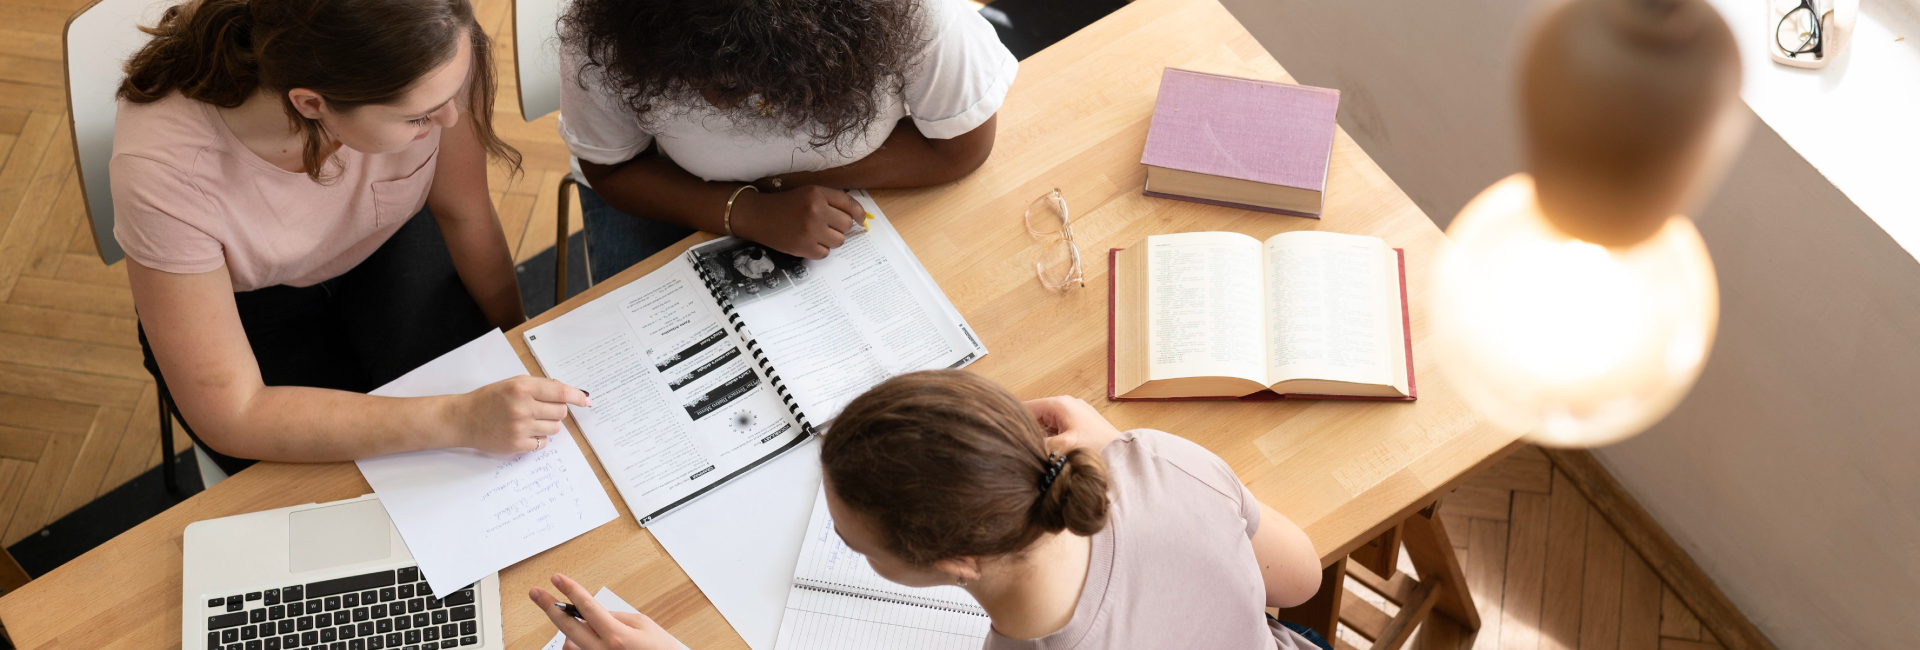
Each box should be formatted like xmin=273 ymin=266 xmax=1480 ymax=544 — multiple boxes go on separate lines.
xmin=523 ymin=193 xmax=987 ymax=525
xmin=1110 ymin=230 xmax=1415 ymax=401
xmin=775 ymin=488 xmax=991 ymax=650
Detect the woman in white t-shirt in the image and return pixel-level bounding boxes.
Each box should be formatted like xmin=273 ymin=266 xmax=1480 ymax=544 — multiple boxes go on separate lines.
xmin=557 ymin=0 xmax=1018 ymax=278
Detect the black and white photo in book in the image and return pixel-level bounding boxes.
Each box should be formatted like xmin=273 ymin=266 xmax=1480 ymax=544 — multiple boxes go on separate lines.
xmin=690 ymin=238 xmax=813 ymax=306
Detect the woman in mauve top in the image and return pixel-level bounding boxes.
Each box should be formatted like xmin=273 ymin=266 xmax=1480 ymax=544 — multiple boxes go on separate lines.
xmin=531 ymin=370 xmax=1333 ymax=650
xmin=113 ymin=0 xmax=587 ymax=475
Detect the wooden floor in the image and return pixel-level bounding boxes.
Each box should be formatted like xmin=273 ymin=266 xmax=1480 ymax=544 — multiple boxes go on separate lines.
xmin=1332 ymin=446 xmax=1726 ymax=650
xmin=0 ymin=0 xmax=577 ymax=547
xmin=0 ymin=4 xmax=1733 ymax=650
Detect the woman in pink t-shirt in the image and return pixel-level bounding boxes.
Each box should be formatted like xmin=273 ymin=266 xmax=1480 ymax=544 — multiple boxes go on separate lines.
xmin=530 ymin=370 xmax=1332 ymax=650
xmin=113 ymin=0 xmax=588 ymax=475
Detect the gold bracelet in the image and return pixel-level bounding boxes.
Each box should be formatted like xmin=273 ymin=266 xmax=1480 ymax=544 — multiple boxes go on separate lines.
xmin=724 ymin=185 xmax=759 ymax=238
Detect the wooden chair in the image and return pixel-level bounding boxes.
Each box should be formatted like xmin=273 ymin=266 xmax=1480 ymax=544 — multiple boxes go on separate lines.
xmin=63 ymin=0 xmax=224 ymax=492
xmin=1273 ymin=503 xmax=1480 ymax=650
xmin=509 ymin=0 xmax=584 ymax=302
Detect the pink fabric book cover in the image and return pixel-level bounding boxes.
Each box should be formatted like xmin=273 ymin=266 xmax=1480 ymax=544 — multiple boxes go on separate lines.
xmin=1140 ymin=69 xmax=1340 ymax=211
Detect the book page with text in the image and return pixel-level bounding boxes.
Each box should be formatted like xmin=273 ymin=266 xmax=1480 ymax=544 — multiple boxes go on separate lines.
xmin=1263 ymin=231 xmax=1395 ymax=387
xmin=524 ymin=261 xmax=808 ymax=525
xmin=695 ymin=199 xmax=984 ymax=424
xmin=1144 ymin=231 xmax=1267 ymax=385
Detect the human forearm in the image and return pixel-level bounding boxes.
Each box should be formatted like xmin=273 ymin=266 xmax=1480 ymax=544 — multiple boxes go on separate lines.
xmin=759 ymin=115 xmax=996 ymax=191
xmin=584 ymin=157 xmax=862 ymax=260
xmin=580 ymin=155 xmax=741 ymax=235
xmin=194 ymin=387 xmax=467 ymax=462
xmin=434 ymin=205 xmax=526 ymax=329
xmin=1252 ymin=501 xmax=1323 ymax=608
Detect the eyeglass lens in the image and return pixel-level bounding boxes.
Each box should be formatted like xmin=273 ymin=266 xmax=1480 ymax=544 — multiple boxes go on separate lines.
xmin=1775 ymin=0 xmax=1821 ymax=57
xmin=1025 ymin=190 xmax=1069 ymax=236
xmin=1035 ymin=238 xmax=1081 ymax=289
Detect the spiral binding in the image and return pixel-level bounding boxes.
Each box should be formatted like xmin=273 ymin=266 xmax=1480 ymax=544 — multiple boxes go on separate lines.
xmin=688 ymin=250 xmax=817 ymax=437
xmin=793 ymin=580 xmax=989 ymax=617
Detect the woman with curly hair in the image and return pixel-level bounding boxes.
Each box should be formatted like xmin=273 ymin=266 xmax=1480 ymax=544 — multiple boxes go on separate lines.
xmin=557 ymin=0 xmax=1017 ymax=275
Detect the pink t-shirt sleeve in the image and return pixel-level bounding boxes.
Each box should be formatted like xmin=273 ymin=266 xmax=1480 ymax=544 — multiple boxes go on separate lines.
xmin=1130 ymin=429 xmax=1263 ymax=539
xmin=110 ymin=154 xmax=226 ymax=274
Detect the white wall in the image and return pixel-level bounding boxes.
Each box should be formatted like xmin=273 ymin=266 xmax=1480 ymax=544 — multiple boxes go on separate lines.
xmin=1214 ymin=1 xmax=1920 ymax=648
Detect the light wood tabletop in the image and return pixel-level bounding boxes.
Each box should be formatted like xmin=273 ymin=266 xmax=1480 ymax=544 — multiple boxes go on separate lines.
xmin=0 ymin=0 xmax=1522 ymax=646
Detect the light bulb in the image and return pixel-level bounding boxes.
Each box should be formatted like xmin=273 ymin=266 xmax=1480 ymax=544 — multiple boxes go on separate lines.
xmin=1432 ymin=174 xmax=1718 ymax=447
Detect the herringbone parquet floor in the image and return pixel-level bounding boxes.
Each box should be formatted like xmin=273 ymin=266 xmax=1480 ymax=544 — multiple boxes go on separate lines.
xmin=0 ymin=2 xmax=1730 ymax=649
xmin=1350 ymin=447 xmax=1728 ymax=650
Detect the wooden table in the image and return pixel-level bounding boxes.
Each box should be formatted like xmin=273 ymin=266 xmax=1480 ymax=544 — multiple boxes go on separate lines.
xmin=0 ymin=0 xmax=1521 ymax=646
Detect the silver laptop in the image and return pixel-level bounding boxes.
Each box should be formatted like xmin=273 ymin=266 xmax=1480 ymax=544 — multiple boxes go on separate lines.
xmin=183 ymin=494 xmax=504 ymax=650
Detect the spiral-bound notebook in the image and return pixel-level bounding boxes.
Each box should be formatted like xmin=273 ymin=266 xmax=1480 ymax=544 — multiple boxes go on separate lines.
xmin=523 ymin=193 xmax=988 ymax=525
xmin=774 ymin=488 xmax=991 ymax=650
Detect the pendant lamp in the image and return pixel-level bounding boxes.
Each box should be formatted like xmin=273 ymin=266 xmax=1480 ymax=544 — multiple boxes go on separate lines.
xmin=1432 ymin=0 xmax=1750 ymax=447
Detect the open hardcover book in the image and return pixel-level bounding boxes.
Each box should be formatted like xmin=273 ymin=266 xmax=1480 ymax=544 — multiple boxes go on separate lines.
xmin=775 ymin=488 xmax=990 ymax=650
xmin=1110 ymin=230 xmax=1414 ymax=401
xmin=524 ymin=192 xmax=988 ymax=525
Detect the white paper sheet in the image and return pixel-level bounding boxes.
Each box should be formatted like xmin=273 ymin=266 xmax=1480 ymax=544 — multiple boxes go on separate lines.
xmin=776 ymin=488 xmax=989 ymax=650
xmin=538 ymin=587 xmax=643 ymax=650
xmin=649 ymin=438 xmax=823 ymax=650
xmin=357 ymin=329 xmax=619 ymax=597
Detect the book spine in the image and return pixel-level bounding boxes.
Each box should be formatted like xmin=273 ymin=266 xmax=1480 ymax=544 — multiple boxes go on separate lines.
xmin=687 ymin=251 xmax=817 ymax=437
xmin=792 ymin=580 xmax=988 ymax=617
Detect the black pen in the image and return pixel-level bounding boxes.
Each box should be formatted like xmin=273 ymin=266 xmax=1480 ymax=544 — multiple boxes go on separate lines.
xmin=556 ymin=601 xmax=583 ymax=620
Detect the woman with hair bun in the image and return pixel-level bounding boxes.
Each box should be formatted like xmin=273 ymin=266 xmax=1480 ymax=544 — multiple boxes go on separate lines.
xmin=115 ymin=0 xmax=588 ymax=475
xmin=531 ymin=370 xmax=1332 ymax=650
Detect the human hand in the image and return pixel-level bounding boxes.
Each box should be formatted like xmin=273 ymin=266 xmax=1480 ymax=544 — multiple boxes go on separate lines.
xmin=450 ymin=376 xmax=591 ymax=454
xmin=530 ymin=573 xmax=684 ymax=650
xmin=731 ymin=185 xmax=861 ymax=259
xmin=1024 ymin=396 xmax=1121 ymax=453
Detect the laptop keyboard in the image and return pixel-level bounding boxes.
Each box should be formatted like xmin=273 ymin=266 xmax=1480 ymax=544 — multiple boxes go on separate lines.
xmin=202 ymin=565 xmax=482 ymax=650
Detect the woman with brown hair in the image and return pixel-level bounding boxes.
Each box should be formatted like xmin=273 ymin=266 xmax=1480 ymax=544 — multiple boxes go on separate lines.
xmin=114 ymin=0 xmax=587 ymax=476
xmin=531 ymin=370 xmax=1332 ymax=650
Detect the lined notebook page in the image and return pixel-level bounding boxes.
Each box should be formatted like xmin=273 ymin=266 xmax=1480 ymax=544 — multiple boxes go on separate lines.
xmin=774 ymin=489 xmax=991 ymax=650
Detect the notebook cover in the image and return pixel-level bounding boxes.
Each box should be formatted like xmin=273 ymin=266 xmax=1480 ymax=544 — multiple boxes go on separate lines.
xmin=1141 ymin=189 xmax=1322 ymax=219
xmin=1140 ymin=68 xmax=1340 ymax=193
xmin=1106 ymin=247 xmax=1416 ymax=403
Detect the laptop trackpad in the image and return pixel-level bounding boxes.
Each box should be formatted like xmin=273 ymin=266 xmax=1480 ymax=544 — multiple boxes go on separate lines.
xmin=288 ymin=499 xmax=392 ymax=574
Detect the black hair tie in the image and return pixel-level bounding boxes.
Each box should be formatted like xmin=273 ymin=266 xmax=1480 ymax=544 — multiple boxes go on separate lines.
xmin=1035 ymin=453 xmax=1069 ymax=503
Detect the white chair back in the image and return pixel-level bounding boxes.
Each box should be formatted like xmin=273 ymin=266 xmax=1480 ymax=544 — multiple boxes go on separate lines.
xmin=511 ymin=0 xmax=565 ymax=122
xmin=65 ymin=0 xmax=176 ymax=265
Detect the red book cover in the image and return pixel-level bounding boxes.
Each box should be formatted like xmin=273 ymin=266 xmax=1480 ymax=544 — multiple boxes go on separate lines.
xmin=1106 ymin=247 xmax=1417 ymax=402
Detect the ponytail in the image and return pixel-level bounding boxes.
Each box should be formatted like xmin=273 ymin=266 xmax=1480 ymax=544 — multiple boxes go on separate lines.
xmin=821 ymin=370 xmax=1113 ymax=567
xmin=116 ymin=0 xmax=519 ymax=182
xmin=120 ymin=0 xmax=260 ymax=108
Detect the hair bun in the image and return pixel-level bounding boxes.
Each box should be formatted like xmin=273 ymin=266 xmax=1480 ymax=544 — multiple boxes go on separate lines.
xmin=1035 ymin=447 xmax=1110 ymax=536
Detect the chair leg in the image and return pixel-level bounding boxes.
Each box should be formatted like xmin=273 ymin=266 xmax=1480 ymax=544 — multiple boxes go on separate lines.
xmin=1400 ymin=504 xmax=1478 ymax=630
xmin=157 ymin=383 xmax=179 ymax=494
xmin=555 ymin=174 xmax=578 ymax=303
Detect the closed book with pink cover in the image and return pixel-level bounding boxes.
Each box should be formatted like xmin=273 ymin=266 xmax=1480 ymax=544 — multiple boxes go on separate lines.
xmin=1140 ymin=68 xmax=1340 ymax=218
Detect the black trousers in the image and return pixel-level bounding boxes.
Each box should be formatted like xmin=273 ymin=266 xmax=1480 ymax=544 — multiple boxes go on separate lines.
xmin=139 ymin=208 xmax=494 ymax=476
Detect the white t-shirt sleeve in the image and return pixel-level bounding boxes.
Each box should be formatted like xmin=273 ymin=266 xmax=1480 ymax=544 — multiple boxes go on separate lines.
xmin=903 ymin=0 xmax=1019 ymax=139
xmin=556 ymin=49 xmax=654 ymax=165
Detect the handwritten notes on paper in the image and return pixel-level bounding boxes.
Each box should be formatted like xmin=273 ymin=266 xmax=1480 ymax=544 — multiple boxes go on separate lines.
xmin=357 ymin=330 xmax=618 ymax=597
